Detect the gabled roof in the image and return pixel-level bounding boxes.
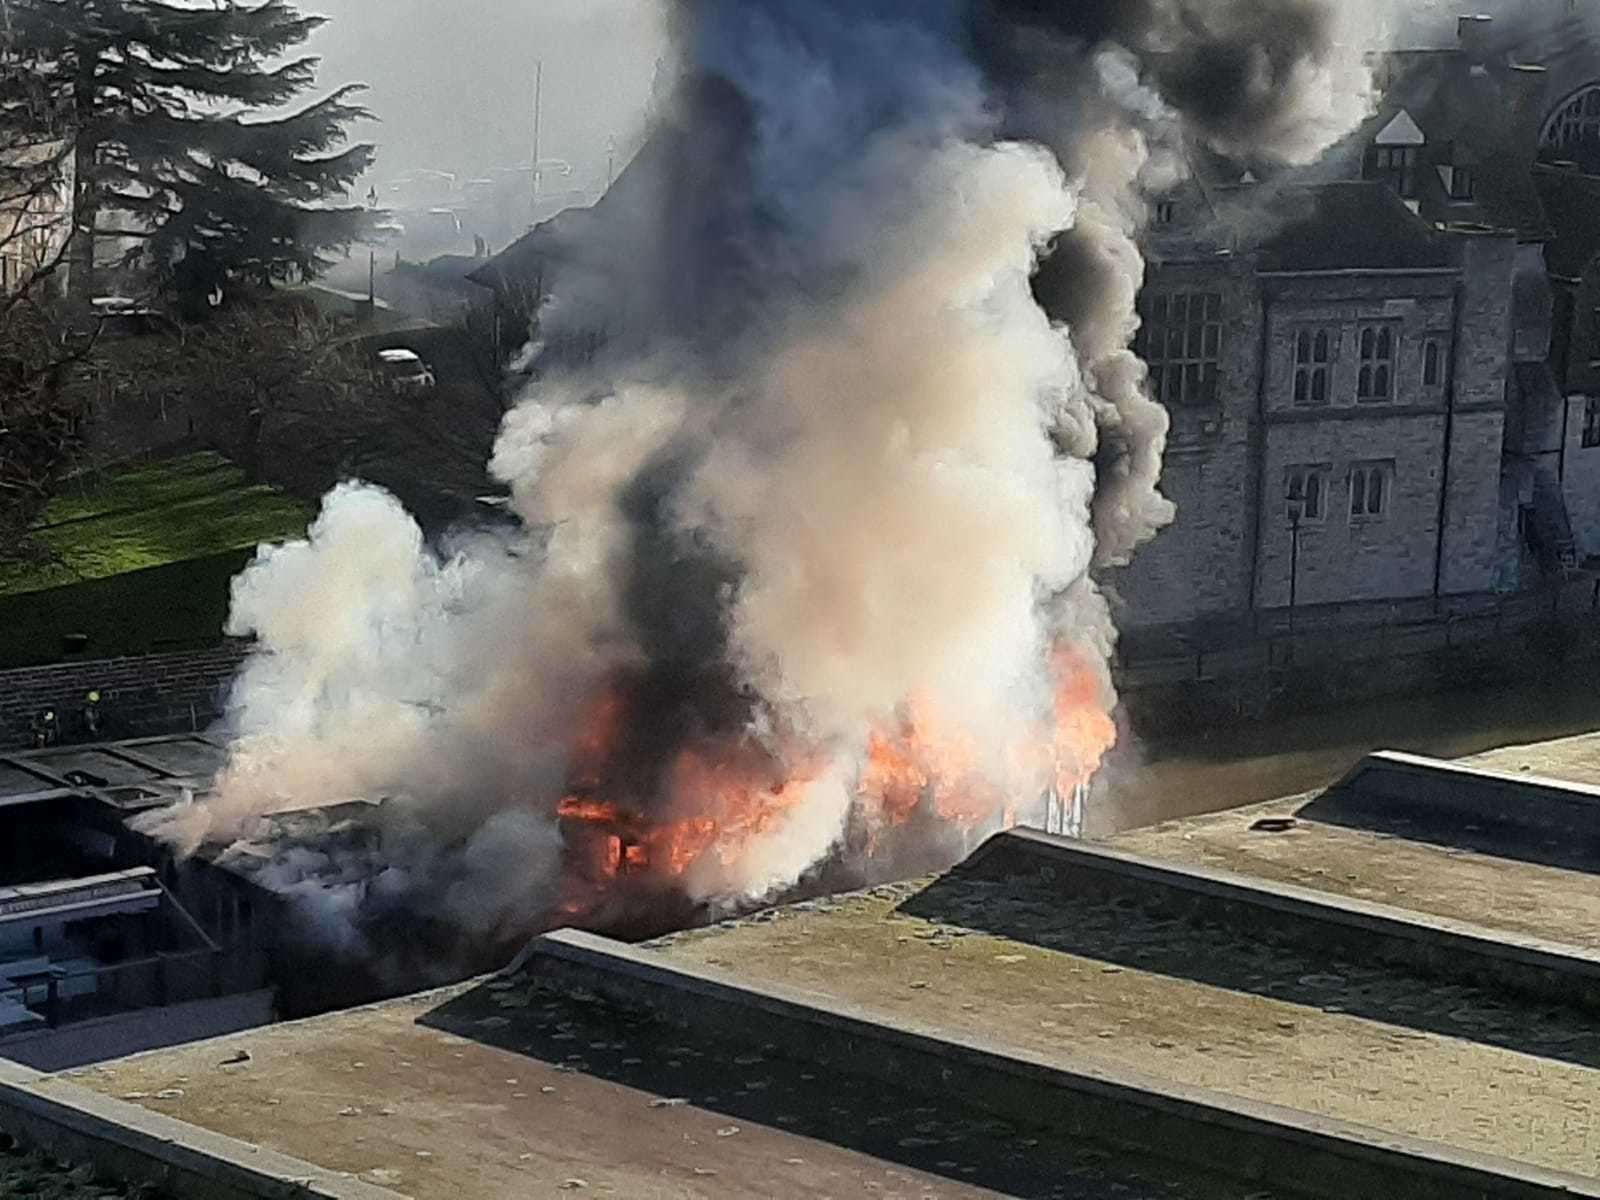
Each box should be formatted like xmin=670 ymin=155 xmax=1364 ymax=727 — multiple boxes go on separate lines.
xmin=1356 ymin=44 xmax=1554 ymax=241
xmin=1258 ymin=182 xmax=1457 ymax=272
xmin=1375 ymin=110 xmax=1426 ymax=146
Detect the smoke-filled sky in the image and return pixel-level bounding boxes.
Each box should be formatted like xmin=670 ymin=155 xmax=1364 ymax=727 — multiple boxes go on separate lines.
xmin=131 ymin=0 xmax=1592 ymax=980
xmin=303 ymin=0 xmax=666 ymax=190
xmin=134 ymin=0 xmax=1419 ymax=966
xmin=299 ymin=0 xmax=1578 ymax=193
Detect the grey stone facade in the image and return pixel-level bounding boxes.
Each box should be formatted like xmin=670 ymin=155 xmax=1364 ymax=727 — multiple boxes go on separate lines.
xmin=1113 ymin=16 xmax=1600 ymax=636
xmin=1116 ymin=223 xmax=1519 ymax=629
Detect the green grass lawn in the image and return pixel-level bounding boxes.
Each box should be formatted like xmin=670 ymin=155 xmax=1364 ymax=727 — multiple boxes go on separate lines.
xmin=0 ymin=451 xmax=313 ymax=666
xmin=1 ymin=451 xmax=313 ymax=597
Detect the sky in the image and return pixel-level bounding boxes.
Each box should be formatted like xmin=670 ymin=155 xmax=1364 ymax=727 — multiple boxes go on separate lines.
xmin=301 ymin=0 xmax=668 ymax=194
xmin=294 ymin=0 xmax=1586 ymax=196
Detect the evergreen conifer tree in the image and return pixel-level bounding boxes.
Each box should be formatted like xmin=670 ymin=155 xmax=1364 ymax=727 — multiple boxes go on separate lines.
xmin=4 ymin=0 xmax=380 ymax=305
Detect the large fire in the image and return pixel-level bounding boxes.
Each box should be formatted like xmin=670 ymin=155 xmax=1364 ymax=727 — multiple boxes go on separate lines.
xmin=553 ymin=642 xmax=1115 ymax=919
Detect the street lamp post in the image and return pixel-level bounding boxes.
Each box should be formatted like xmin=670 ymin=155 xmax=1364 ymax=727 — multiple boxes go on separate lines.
xmin=366 ymin=186 xmax=378 ymax=308
xmin=1287 ymin=509 xmax=1302 ymax=648
xmin=531 ymin=60 xmax=544 ymax=225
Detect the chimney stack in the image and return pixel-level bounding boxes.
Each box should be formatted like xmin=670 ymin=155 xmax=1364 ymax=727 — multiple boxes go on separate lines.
xmin=1458 ymin=14 xmax=1494 ymax=63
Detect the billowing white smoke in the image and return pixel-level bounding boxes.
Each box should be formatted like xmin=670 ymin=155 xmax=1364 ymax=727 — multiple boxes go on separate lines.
xmin=686 ymin=139 xmax=1091 ymax=750
xmin=136 ymin=0 xmax=1385 ymax=952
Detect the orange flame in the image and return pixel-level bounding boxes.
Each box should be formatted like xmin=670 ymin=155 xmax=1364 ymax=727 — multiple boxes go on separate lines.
xmin=553 ymin=639 xmax=1117 ymax=914
xmin=1049 ymin=643 xmax=1117 ymax=796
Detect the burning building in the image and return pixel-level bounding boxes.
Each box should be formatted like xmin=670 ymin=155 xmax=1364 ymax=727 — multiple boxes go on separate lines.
xmin=131 ymin=0 xmax=1388 ymax=977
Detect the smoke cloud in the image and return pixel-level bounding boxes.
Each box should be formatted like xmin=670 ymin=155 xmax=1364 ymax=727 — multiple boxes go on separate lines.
xmin=137 ymin=0 xmax=1384 ymax=966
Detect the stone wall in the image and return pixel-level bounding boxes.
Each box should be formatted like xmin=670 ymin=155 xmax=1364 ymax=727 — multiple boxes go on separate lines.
xmin=1254 ymin=271 xmax=1472 ymax=607
xmin=1121 ymin=582 xmax=1600 ymax=733
xmin=1113 ymin=259 xmax=1261 ymax=628
xmin=1440 ymin=409 xmax=1509 ymax=594
xmin=1255 ymin=412 xmax=1449 ymax=607
xmin=1564 ymin=397 xmax=1600 ymax=558
xmin=0 ymin=643 xmax=248 ymax=749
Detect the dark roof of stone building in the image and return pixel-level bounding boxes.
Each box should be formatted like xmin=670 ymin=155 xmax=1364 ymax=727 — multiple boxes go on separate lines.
xmin=1362 ymin=50 xmax=1552 ymax=242
xmin=1256 ymin=182 xmax=1457 ymax=272
xmin=1536 ymin=164 xmax=1600 ymax=279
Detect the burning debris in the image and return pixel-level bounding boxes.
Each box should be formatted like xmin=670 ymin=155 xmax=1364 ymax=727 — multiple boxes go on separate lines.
xmin=134 ymin=0 xmax=1381 ymax=971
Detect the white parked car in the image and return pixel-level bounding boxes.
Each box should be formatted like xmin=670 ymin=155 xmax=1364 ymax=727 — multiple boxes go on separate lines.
xmin=377 ymin=347 xmax=436 ymax=395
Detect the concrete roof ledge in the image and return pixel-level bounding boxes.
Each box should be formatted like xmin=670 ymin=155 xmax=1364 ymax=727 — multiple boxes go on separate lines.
xmin=1336 ymin=749 xmax=1600 ymax=798
xmin=956 ymin=828 xmax=1600 ymax=1010
xmin=526 ymin=929 xmax=1600 ymax=1200
xmin=1327 ymin=749 xmax=1600 ymax=833
xmin=0 ymin=1058 xmax=405 ymax=1200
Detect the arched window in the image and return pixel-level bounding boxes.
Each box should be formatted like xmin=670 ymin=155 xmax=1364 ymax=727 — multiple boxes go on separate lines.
xmin=1542 ymin=85 xmax=1600 ymax=160
xmin=1293 ymin=327 xmax=1333 ymax=406
xmin=1423 ymin=340 xmax=1441 ymax=387
xmin=1285 ymin=466 xmax=1329 ymax=522
xmin=1350 ymin=463 xmax=1392 ymax=520
xmin=1358 ymin=323 xmax=1398 ymax=402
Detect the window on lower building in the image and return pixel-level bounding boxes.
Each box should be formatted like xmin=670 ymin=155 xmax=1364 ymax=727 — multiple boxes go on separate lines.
xmin=1140 ymin=291 xmax=1223 ymax=407
xmin=1449 ymin=164 xmax=1475 ymax=201
xmin=1292 ymin=328 xmax=1333 ymax=406
xmin=1153 ymin=200 xmax=1176 ymax=226
xmin=1285 ymin=465 xmax=1329 ymax=523
xmin=1357 ymin=324 xmax=1398 ymax=402
xmin=1349 ymin=462 xmax=1393 ymax=519
xmin=1423 ymin=339 xmax=1442 ymax=387
xmin=1583 ymin=397 xmax=1600 ymax=448
xmin=1366 ymin=145 xmax=1419 ymax=198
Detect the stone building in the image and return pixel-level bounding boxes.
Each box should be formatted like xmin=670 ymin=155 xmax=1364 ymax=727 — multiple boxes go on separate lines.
xmin=1113 ymin=13 xmax=1600 ymax=635
xmin=464 ymin=16 xmax=1600 ymax=644
xmin=0 ymin=138 xmax=73 ymax=295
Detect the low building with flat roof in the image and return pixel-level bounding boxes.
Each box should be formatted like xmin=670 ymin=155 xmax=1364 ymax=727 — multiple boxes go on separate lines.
xmin=8 ymin=732 xmax=1600 ymax=1196
xmin=0 ymin=736 xmax=279 ymax=1069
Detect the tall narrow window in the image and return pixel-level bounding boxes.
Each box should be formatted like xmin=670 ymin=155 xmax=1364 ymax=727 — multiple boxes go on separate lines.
xmin=1285 ymin=466 xmax=1329 ymax=523
xmin=1139 ymin=292 xmax=1223 ymax=407
xmin=1292 ymin=328 xmax=1333 ymax=406
xmin=1366 ymin=145 xmax=1420 ymax=197
xmin=1584 ymin=397 xmax=1600 ymax=448
xmin=1153 ymin=200 xmax=1176 ymax=225
xmin=1449 ymin=164 xmax=1475 ymax=200
xmin=1423 ymin=339 xmax=1441 ymax=387
xmin=1357 ymin=324 xmax=1397 ymax=402
xmin=1350 ymin=462 xmax=1393 ymax=519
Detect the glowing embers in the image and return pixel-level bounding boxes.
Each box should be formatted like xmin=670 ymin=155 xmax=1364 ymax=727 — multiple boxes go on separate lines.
xmin=554 ymin=640 xmax=1117 ymax=913
xmin=556 ymin=684 xmax=814 ymax=891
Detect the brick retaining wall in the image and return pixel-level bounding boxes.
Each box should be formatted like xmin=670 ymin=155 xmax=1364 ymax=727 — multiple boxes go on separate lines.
xmin=0 ymin=642 xmax=250 ymax=749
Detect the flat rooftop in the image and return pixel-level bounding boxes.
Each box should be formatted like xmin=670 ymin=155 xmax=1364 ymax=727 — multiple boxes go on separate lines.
xmin=644 ymin=874 xmax=1600 ymax=1178
xmin=1111 ymin=732 xmax=1600 ymax=947
xmin=16 ymin=731 xmax=1600 ymax=1197
xmin=51 ymin=975 xmax=1228 ymax=1199
xmin=0 ymin=735 xmax=224 ymax=809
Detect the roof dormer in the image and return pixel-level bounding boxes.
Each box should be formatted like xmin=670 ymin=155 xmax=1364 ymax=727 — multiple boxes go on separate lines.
xmin=1375 ymin=109 xmax=1426 ymax=147
xmin=1365 ymin=110 xmax=1425 ymax=210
